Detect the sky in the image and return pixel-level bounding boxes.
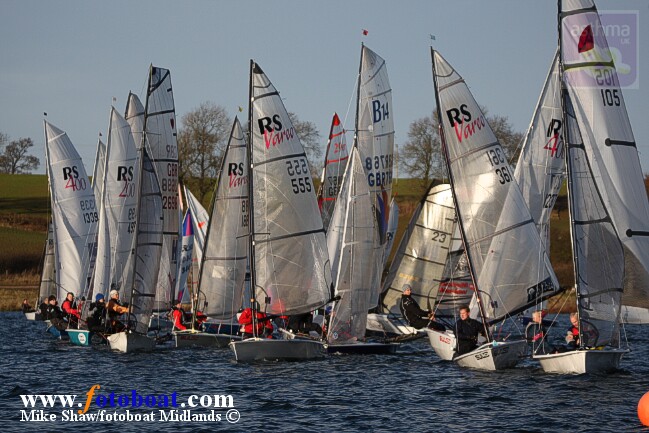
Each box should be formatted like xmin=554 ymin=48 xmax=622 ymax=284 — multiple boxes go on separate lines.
xmin=1 ymin=0 xmax=648 ymax=176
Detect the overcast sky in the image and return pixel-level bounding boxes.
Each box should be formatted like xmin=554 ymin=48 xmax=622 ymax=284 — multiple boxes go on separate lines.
xmin=1 ymin=0 xmax=647 ymax=175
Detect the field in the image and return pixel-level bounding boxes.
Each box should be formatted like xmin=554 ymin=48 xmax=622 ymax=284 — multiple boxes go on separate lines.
xmin=0 ymin=173 xmax=592 ymax=312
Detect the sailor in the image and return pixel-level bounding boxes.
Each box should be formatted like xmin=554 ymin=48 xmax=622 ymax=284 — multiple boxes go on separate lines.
xmin=106 ymin=290 xmax=129 ymax=333
xmin=238 ymin=300 xmax=273 ymax=339
xmin=61 ymin=292 xmax=81 ymax=327
xmin=525 ymin=310 xmax=549 ymax=354
xmin=87 ymin=293 xmax=107 ymax=332
xmin=171 ymin=299 xmax=187 ymax=331
xmin=400 ymin=284 xmax=446 ymax=332
xmin=45 ymin=295 xmax=67 ymax=331
xmin=454 ymin=304 xmax=485 ymax=355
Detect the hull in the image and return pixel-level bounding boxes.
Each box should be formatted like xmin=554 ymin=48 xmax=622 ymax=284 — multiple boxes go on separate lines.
xmin=229 ymin=338 xmax=326 ymax=362
xmin=202 ymin=322 xmax=239 ymax=335
xmin=107 ymin=332 xmax=155 ymax=353
xmin=326 ymin=342 xmax=399 ymax=355
xmin=67 ymin=329 xmax=93 ymax=346
xmin=24 ymin=312 xmax=41 ymax=321
xmin=174 ymin=331 xmax=240 ymax=348
xmin=366 ymin=313 xmax=419 ymax=337
xmin=534 ymin=348 xmax=628 ymax=374
xmin=426 ymin=328 xmax=457 ymax=361
xmin=454 ymin=340 xmax=527 ymax=371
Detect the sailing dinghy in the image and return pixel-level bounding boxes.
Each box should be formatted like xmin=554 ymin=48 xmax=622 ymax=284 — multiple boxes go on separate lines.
xmin=175 ymin=118 xmax=248 ymax=348
xmin=534 ymin=0 xmax=649 ymax=374
xmin=430 ymin=48 xmax=560 ymax=370
xmin=229 ymin=61 xmax=332 ymax=362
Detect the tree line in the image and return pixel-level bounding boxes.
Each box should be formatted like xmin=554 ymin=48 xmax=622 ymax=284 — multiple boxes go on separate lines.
xmin=1 ymin=104 xmax=523 ymax=199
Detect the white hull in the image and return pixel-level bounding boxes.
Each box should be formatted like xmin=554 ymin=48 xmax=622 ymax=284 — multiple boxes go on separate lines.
xmin=534 ymin=348 xmax=628 ymax=374
xmin=426 ymin=328 xmax=457 ymax=361
xmin=454 ymin=340 xmax=527 ymax=371
xmin=366 ymin=313 xmax=419 ymax=336
xmin=107 ymin=332 xmax=155 ymax=353
xmin=174 ymin=331 xmax=239 ymax=348
xmin=229 ymin=338 xmax=326 ymax=362
xmin=24 ymin=312 xmax=38 ymax=321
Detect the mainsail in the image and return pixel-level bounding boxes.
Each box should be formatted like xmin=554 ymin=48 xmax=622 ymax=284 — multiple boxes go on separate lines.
xmin=381 ymin=183 xmax=454 ymax=316
xmin=431 ymin=49 xmax=560 ymax=328
xmin=175 ymin=210 xmax=194 ymax=304
xmin=381 ymin=197 xmax=399 ymax=269
xmin=143 ymin=66 xmax=180 ymax=311
xmin=123 ymin=148 xmax=163 ymax=334
xmin=248 ymin=61 xmax=331 ymax=315
xmin=560 ymin=0 xmax=649 ymax=311
xmin=91 ymin=107 xmax=140 ymax=301
xmin=38 ymin=221 xmax=56 ymax=303
xmin=197 ymin=118 xmax=248 ymax=319
xmin=355 ymin=45 xmax=395 ymax=307
xmin=514 ymin=50 xmax=566 ymax=248
xmin=44 ymin=121 xmax=99 ymax=300
xmin=327 ymin=147 xmax=376 ymax=344
xmin=317 ymin=113 xmax=349 ymax=231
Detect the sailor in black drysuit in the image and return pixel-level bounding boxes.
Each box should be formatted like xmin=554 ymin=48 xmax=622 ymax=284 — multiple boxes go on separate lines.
xmin=400 ymin=285 xmax=445 ymax=332
xmin=454 ymin=305 xmax=485 ymax=355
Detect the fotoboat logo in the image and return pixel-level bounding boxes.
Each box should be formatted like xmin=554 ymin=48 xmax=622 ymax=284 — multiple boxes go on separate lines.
xmin=19 ymin=385 xmax=240 ymax=424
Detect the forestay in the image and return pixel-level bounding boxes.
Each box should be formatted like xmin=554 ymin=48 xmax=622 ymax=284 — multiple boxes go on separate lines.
xmin=432 ymin=50 xmax=560 ymax=325
xmin=144 ymin=66 xmax=180 ymax=311
xmin=44 ymin=121 xmax=99 ymax=300
xmin=249 ymin=62 xmax=331 ymax=315
xmin=560 ymin=0 xmax=649 ymax=310
xmin=318 ymin=113 xmax=349 ymax=232
xmin=514 ymin=50 xmax=566 ymax=248
xmin=327 ymin=148 xmax=375 ymax=344
xmin=381 ymin=184 xmax=454 ymax=316
xmin=198 ymin=118 xmax=248 ymax=319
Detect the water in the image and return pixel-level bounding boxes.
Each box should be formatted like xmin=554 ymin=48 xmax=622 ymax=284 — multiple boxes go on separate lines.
xmin=1 ymin=311 xmax=648 ymax=432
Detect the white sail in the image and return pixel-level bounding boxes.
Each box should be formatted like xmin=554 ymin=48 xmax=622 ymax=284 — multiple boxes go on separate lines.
xmin=382 ymin=197 xmax=399 ymax=269
xmin=355 ymin=45 xmax=396 ymax=307
xmin=560 ymin=0 xmax=649 ymax=310
xmin=431 ymin=50 xmax=560 ymax=326
xmin=563 ymin=92 xmax=623 ymax=346
xmin=514 ymin=50 xmax=566 ymax=248
xmin=174 ymin=210 xmax=194 ymax=304
xmin=91 ymin=139 xmax=106 ymax=198
xmin=381 ymin=184 xmax=454 ymax=316
xmin=327 ymin=147 xmax=376 ymax=343
xmin=249 ymin=61 xmax=331 ymax=315
xmin=44 ymin=121 xmax=99 ymax=300
xmin=317 ymin=113 xmax=349 ymax=231
xmin=125 ymin=92 xmax=145 ymax=150
xmin=144 ymin=66 xmax=180 ymax=311
xmin=198 ymin=118 xmax=248 ymax=319
xmin=124 ymin=148 xmax=163 ymax=334
xmin=436 ymin=227 xmax=474 ymax=318
xmin=184 ymin=186 xmax=209 ymax=263
xmin=38 ymin=221 xmax=56 ymax=302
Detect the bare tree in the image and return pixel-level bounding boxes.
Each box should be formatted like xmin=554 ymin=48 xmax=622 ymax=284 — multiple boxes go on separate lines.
xmin=400 ymin=113 xmax=444 ymax=187
xmin=177 ymin=102 xmax=231 ymax=202
xmin=400 ymin=109 xmax=524 ymax=183
xmin=288 ymin=112 xmax=322 ymax=173
xmin=0 ymin=137 xmax=40 ymax=174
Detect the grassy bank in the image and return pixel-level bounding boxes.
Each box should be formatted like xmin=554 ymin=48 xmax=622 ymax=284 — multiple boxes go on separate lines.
xmin=0 ymin=286 xmax=39 ymax=311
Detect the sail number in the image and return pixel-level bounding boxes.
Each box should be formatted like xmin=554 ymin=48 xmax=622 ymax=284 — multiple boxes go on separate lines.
xmin=127 ymin=207 xmax=136 ymax=233
xmin=286 ymin=159 xmax=313 ymax=194
xmin=326 ymin=176 xmax=342 ymax=197
xmin=431 ymin=231 xmax=447 ymax=243
xmin=83 ymin=212 xmax=99 ymax=224
xmin=241 ymin=199 xmax=249 ymax=228
xmin=365 ymin=154 xmax=394 ymax=187
xmin=600 ymin=89 xmax=620 ymax=107
xmin=485 ymin=148 xmax=512 ymax=185
xmin=162 ymin=195 xmax=178 ymax=209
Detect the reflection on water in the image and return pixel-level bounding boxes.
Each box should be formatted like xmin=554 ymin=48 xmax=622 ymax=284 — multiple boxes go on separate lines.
xmin=0 ymin=312 xmax=647 ymax=432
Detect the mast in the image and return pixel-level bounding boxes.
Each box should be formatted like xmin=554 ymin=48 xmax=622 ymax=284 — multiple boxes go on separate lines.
xmin=430 ymin=47 xmax=491 ymax=341
xmin=353 ymin=44 xmax=364 ymax=150
xmin=247 ymin=59 xmax=259 ymax=337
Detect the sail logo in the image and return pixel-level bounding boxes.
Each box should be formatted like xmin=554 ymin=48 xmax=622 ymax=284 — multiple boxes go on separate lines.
xmin=62 ymin=166 xmax=88 ymax=191
xmin=543 ymin=119 xmax=564 ymax=159
xmin=445 ymin=104 xmax=486 ymax=143
xmin=227 ymin=162 xmax=248 ymax=188
xmin=372 ymin=100 xmax=389 ymax=123
xmin=117 ymin=165 xmax=136 ymax=198
xmin=258 ymin=115 xmax=296 ymax=149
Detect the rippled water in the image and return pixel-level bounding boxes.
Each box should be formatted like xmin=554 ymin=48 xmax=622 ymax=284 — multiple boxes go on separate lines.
xmin=1 ymin=311 xmax=648 ymax=432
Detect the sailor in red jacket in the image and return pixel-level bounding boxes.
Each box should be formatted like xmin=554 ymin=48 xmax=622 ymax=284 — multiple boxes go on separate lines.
xmin=61 ymin=292 xmax=81 ymax=327
xmin=238 ymin=301 xmax=273 ymax=339
xmin=171 ymin=300 xmax=187 ymax=331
